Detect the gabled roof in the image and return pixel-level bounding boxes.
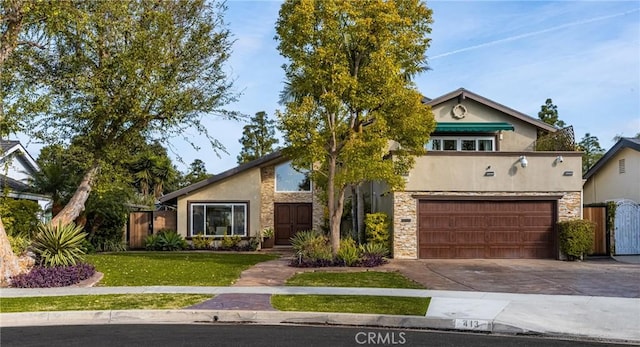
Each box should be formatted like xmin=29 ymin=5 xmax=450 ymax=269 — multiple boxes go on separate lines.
xmin=0 ymin=174 xmax=30 ymax=192
xmin=0 ymin=140 xmax=40 ymax=174
xmin=159 ymin=150 xmax=285 ymax=204
xmin=424 ymin=88 xmax=558 ymax=133
xmin=584 ymin=137 xmax=640 ymax=180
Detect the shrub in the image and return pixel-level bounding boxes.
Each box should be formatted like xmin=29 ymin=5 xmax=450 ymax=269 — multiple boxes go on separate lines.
xmin=290 ymin=230 xmax=333 ymax=267
xmin=337 ymin=237 xmax=359 ymax=266
xmin=192 ymin=233 xmax=213 ymax=250
xmin=31 ymin=222 xmax=87 ymax=267
xmin=145 ymin=230 xmax=187 ymax=251
xmin=10 ymin=263 xmax=96 ymax=288
xmin=96 ymin=239 xmax=128 ymax=252
xmin=359 ymin=242 xmax=389 ymax=267
xmin=220 ymin=234 xmax=242 ymax=250
xmin=558 ymin=219 xmax=595 ymax=260
xmin=8 ymin=234 xmax=31 ymax=256
xmin=365 ymin=213 xmax=390 ymax=249
xmin=0 ymin=199 xmax=42 ymax=237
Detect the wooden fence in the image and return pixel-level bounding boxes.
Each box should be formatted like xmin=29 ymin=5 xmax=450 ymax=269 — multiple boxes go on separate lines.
xmin=127 ymin=210 xmax=177 ymax=249
xmin=584 ymin=206 xmax=607 ymax=255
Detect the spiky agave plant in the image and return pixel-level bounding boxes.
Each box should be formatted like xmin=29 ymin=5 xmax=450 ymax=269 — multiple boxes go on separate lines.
xmin=31 ymin=222 xmax=87 ymax=267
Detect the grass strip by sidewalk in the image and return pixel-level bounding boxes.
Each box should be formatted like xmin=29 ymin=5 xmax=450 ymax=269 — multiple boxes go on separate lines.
xmin=84 ymin=252 xmax=277 ymax=286
xmin=271 ymin=295 xmax=430 ymax=316
xmin=0 ymin=294 xmax=212 ymax=313
xmin=273 ymin=271 xmax=430 ymax=315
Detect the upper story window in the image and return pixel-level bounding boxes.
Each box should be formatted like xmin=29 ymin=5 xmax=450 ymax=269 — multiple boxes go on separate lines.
xmin=275 ymin=161 xmax=311 ymax=192
xmin=427 ymin=136 xmax=495 ymax=152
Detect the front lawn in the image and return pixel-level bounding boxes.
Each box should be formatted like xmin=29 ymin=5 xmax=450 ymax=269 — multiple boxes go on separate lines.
xmin=84 ymin=252 xmax=277 ymax=286
xmin=285 ymin=271 xmax=425 ymax=289
xmin=272 ymin=271 xmax=429 ymax=315
xmin=0 ymin=294 xmax=212 ymax=313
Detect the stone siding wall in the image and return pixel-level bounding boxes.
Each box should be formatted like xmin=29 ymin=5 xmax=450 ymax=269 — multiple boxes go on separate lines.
xmin=392 ymin=191 xmax=583 ymax=259
xmin=260 ymin=165 xmax=324 ymax=232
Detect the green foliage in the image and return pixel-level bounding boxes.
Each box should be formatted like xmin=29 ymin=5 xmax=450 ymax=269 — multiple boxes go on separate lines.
xmin=192 ymin=233 xmax=213 ymax=250
xmin=181 ymin=159 xmax=211 ymax=188
xmin=538 ymin=98 xmax=565 ymax=128
xmin=275 ymin=0 xmax=435 ymax=254
xmin=146 ymin=230 xmax=187 ymax=251
xmin=237 ymin=111 xmax=279 ymax=164
xmin=336 ymin=237 xmax=359 ymax=266
xmin=84 ymin=186 xmax=131 ymax=252
xmin=578 ymin=133 xmax=605 ymax=174
xmin=127 ymin=141 xmax=180 ymax=199
xmin=220 ymin=234 xmax=242 ymax=250
xmin=0 ymin=199 xmax=41 ymax=237
xmin=261 ymin=227 xmax=274 ymax=240
xmin=291 ymin=230 xmax=333 ymax=265
xmin=248 ymin=237 xmax=260 ymax=251
xmin=365 ymin=213 xmax=390 ymax=249
xmin=558 ymin=220 xmax=595 ymax=260
xmin=359 ymin=242 xmax=389 ymax=258
xmin=8 ymin=234 xmax=31 ymax=256
xmin=31 ymin=223 xmax=87 ymax=267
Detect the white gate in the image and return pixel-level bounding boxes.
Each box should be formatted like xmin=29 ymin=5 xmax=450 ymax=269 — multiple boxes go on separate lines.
xmin=613 ymin=199 xmax=640 ymax=255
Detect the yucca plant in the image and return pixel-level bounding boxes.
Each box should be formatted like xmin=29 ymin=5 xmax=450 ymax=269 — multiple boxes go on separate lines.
xmin=31 ymin=222 xmax=87 ymax=267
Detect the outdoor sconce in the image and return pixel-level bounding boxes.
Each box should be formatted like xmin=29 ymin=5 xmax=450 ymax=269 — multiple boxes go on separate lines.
xmin=555 ymin=155 xmax=564 ymax=164
xmin=519 ymin=155 xmax=528 ymax=168
xmin=563 ymin=171 xmax=574 ymax=176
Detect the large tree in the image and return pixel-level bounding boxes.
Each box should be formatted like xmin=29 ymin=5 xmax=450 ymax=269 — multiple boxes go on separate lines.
xmin=7 ymin=0 xmax=237 ymax=226
xmin=275 ymin=0 xmax=435 ymax=254
xmin=538 ymin=98 xmax=565 ymax=128
xmin=1 ymin=0 xmax=71 ymax=285
xmin=237 ymin=111 xmax=279 ymax=164
xmin=578 ymin=133 xmax=605 ymax=173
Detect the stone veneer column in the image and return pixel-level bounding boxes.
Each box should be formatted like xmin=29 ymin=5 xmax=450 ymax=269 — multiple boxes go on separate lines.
xmin=260 ymin=167 xmax=275 ymax=231
xmin=392 ymin=191 xmax=418 ymax=259
xmin=558 ymin=191 xmax=581 ymax=221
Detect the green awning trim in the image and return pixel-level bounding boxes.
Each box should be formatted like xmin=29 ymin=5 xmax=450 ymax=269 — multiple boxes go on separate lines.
xmin=434 ymin=122 xmax=515 ymax=132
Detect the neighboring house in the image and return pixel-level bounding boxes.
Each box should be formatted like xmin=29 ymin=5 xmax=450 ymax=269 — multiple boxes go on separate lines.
xmin=159 ymin=151 xmax=324 ymax=246
xmin=583 ymin=137 xmax=640 ymax=204
xmin=160 ymin=88 xmax=583 ymax=259
xmin=0 ymin=140 xmax=52 ymax=217
xmin=371 ymin=88 xmax=582 ymax=260
xmin=583 ymin=137 xmax=640 ymax=255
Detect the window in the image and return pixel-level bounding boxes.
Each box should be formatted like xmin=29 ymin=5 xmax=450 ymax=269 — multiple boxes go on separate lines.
xmin=275 ymin=161 xmax=311 ymax=192
xmin=427 ymin=137 xmax=495 ymax=152
xmin=619 ymin=159 xmax=626 ymax=174
xmin=190 ymin=203 xmax=247 ymax=237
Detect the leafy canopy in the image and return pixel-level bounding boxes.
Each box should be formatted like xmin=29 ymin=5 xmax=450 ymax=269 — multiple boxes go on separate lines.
xmin=237 ymin=111 xmax=279 ymax=164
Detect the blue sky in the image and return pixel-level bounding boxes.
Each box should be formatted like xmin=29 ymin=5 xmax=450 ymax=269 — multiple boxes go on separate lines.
xmin=18 ymin=0 xmax=640 ymax=175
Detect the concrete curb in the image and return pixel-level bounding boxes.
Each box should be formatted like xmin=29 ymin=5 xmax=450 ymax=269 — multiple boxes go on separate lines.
xmin=0 ymin=309 xmax=524 ymax=334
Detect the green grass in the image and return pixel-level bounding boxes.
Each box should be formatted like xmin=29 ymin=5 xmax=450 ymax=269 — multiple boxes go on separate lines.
xmin=271 ymin=295 xmax=430 ymax=316
xmin=275 ymin=271 xmax=429 ymax=315
xmin=285 ymin=271 xmax=425 ymax=289
xmin=0 ymin=294 xmax=212 ymax=313
xmin=84 ymin=252 xmax=277 ymax=286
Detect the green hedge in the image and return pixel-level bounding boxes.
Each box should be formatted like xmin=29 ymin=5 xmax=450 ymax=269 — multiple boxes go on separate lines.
xmin=558 ymin=219 xmax=595 ymax=260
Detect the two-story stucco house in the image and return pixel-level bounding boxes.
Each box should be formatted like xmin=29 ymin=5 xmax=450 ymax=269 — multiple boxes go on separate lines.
xmin=159 ymin=88 xmax=583 ymax=259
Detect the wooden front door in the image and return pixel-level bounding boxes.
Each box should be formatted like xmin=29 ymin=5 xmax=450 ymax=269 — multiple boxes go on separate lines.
xmin=274 ymin=203 xmax=312 ymax=245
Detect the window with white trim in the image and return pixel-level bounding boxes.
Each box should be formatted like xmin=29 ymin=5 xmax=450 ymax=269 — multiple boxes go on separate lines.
xmin=190 ymin=203 xmax=247 ymax=237
xmin=275 ymin=161 xmax=311 ymax=192
xmin=427 ymin=136 xmax=495 ymax=152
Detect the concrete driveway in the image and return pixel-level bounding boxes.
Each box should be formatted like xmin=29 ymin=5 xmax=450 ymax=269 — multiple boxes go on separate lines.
xmin=386 ymin=258 xmax=640 ymax=298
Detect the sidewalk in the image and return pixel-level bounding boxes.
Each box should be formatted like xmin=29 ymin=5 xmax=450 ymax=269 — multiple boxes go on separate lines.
xmin=2 ymin=286 xmax=639 ymax=343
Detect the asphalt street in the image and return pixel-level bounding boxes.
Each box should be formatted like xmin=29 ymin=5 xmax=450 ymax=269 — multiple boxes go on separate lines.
xmin=0 ymin=324 xmax=630 ymax=347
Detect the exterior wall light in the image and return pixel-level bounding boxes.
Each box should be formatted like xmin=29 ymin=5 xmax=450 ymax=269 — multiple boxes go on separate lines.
xmin=555 ymin=155 xmax=564 ymax=164
xmin=519 ymin=155 xmax=528 ymax=168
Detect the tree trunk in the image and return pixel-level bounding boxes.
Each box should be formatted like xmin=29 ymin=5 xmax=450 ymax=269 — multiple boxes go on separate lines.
xmin=328 ymin=153 xmax=341 ymax=256
xmin=351 ymin=185 xmax=358 ymax=242
xmin=50 ymin=164 xmax=100 ymax=226
xmin=356 ymin=183 xmax=365 ymax=244
xmin=0 ymin=216 xmax=21 ymax=286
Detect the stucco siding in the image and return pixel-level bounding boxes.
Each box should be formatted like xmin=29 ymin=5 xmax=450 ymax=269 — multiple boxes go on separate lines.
xmin=431 ymin=98 xmax=538 ymax=151
xmin=406 ymin=152 xmax=582 ymax=192
xmin=584 ymin=148 xmax=640 ymax=204
xmin=176 ymin=168 xmax=262 ymax=238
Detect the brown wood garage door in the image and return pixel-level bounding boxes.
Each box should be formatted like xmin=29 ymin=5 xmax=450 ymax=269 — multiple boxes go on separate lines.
xmin=418 ymin=200 xmax=556 ymax=259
